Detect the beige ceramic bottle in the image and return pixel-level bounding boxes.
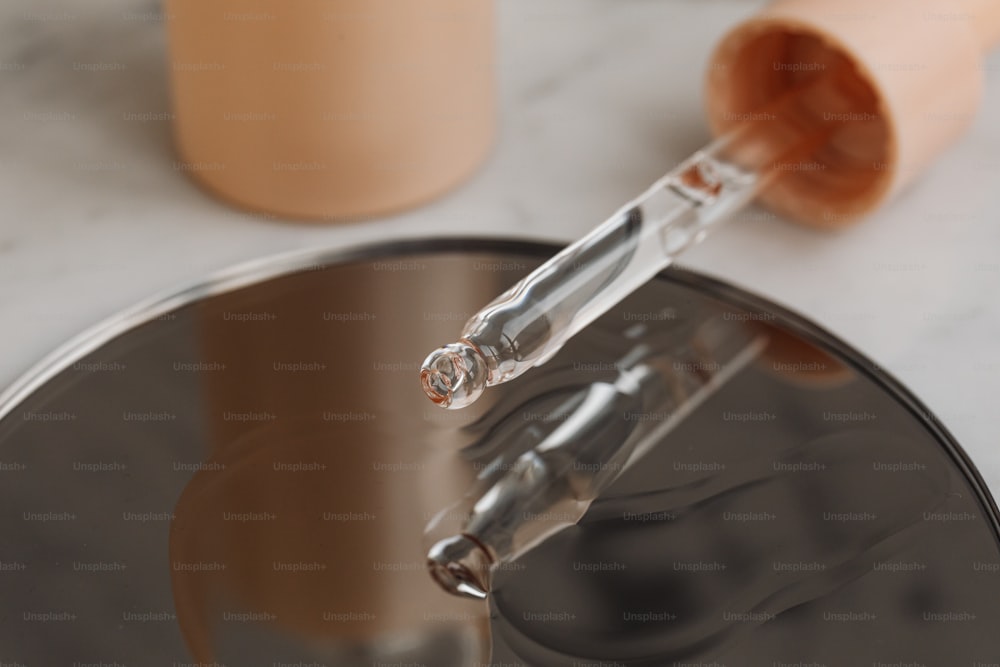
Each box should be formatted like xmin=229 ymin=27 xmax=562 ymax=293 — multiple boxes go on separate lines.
xmin=164 ymin=0 xmax=495 ymax=220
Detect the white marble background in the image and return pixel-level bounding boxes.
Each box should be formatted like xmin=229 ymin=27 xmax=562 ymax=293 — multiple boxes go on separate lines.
xmin=1 ymin=0 xmax=999 ymax=492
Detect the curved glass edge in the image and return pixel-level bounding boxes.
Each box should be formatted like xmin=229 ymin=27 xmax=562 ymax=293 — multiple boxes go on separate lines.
xmin=0 ymin=235 xmax=996 ymax=554
xmin=676 ymin=271 xmax=1000 ymax=553
xmin=0 ymin=236 xmax=536 ymax=423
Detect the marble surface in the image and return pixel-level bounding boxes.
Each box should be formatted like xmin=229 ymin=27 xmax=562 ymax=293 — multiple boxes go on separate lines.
xmin=1 ymin=0 xmax=1000 ymax=493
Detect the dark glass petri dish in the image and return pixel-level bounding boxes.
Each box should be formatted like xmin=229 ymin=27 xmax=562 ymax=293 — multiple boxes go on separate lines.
xmin=0 ymin=238 xmax=996 ymax=666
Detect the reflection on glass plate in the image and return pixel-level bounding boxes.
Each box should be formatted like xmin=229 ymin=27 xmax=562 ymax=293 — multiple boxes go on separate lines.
xmin=0 ymin=239 xmax=996 ymax=666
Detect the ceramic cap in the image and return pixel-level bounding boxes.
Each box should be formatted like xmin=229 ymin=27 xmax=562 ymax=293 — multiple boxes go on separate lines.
xmin=705 ymin=0 xmax=1000 ymax=228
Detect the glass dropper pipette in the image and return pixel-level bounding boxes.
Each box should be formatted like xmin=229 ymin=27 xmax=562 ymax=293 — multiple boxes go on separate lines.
xmin=420 ymin=69 xmax=853 ymax=410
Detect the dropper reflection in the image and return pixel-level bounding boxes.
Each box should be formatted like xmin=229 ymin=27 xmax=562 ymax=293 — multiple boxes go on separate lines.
xmin=427 ymin=535 xmax=495 ymax=600
xmin=426 ymin=314 xmax=765 ymax=599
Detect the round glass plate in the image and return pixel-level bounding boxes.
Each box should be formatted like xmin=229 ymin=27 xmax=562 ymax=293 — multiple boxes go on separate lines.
xmin=0 ymin=238 xmax=997 ymax=666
